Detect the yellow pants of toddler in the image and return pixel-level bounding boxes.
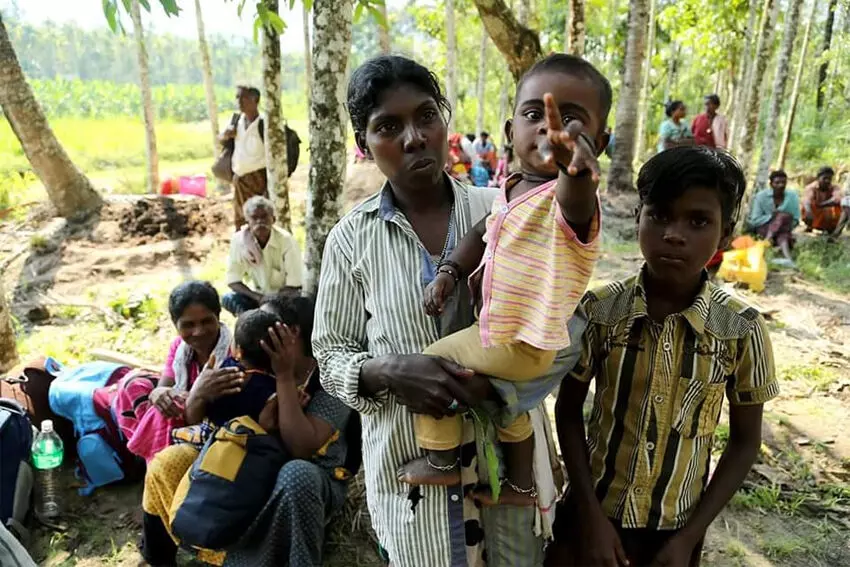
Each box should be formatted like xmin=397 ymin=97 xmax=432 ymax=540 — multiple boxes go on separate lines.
xmin=415 ymin=323 xmax=556 ymax=451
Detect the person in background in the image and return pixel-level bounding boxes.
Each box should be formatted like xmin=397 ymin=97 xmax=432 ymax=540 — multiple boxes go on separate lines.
xmin=220 ymin=86 xmax=268 ymax=229
xmin=473 ymin=131 xmax=498 ymax=170
xmin=223 ymin=196 xmax=303 ymax=315
xmin=748 ymin=170 xmax=799 ymax=266
xmin=446 ymin=133 xmax=472 ymax=181
xmin=547 ymin=147 xmax=777 ymax=567
xmin=490 ymin=143 xmax=514 ymax=187
xmin=802 ymin=166 xmax=844 ymax=237
xmin=691 ymin=94 xmax=727 ymax=149
xmin=657 ymin=100 xmax=693 ymax=152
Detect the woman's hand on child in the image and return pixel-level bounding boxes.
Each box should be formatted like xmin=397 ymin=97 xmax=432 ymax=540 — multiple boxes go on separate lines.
xmin=192 ymin=354 xmax=244 ymax=402
xmin=424 ymin=272 xmax=456 ymax=316
xmin=261 ymin=322 xmax=299 ymax=381
xmin=542 ymin=92 xmax=601 ymax=183
xmin=150 ymin=386 xmax=186 ymax=418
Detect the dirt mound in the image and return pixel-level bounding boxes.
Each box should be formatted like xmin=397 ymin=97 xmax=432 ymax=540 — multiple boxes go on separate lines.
xmin=101 ymin=197 xmax=230 ymax=243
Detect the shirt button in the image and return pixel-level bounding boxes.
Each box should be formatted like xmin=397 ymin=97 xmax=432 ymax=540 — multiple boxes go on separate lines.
xmin=655 ymin=395 xmax=664 ymax=403
xmin=634 ymin=487 xmax=644 ymax=495
xmin=663 ymin=342 xmax=672 ymax=352
xmin=450 ymin=494 xmax=460 ymax=502
xmin=646 ymin=442 xmax=656 ymax=451
xmin=501 ymin=205 xmax=509 ymax=214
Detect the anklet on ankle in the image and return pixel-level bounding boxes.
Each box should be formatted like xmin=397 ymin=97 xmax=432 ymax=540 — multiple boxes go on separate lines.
xmin=503 ymin=479 xmax=537 ymax=499
xmin=426 ymin=455 xmax=459 ymax=472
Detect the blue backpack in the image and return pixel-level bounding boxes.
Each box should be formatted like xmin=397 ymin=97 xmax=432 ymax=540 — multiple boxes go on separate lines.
xmin=48 ymin=362 xmax=141 ymax=495
xmin=0 ymin=399 xmax=34 ymax=542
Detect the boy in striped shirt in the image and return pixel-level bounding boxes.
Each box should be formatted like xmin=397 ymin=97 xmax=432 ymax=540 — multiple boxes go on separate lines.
xmin=398 ymin=54 xmax=611 ymax=504
xmin=549 ymin=147 xmax=779 ymax=566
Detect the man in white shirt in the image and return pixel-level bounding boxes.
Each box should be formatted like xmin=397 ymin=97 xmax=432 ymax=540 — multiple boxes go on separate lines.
xmin=220 ymin=86 xmax=268 ymax=229
xmin=222 ymin=196 xmax=304 ymax=315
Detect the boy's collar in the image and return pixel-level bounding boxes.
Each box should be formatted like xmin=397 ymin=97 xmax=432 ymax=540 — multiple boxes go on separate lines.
xmin=630 ymin=265 xmax=711 ymax=335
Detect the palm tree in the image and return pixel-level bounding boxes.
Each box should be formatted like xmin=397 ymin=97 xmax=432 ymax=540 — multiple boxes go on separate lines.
xmin=445 ymin=0 xmax=458 ymax=129
xmin=378 ymin=1 xmax=391 ymax=53
xmin=304 ymin=0 xmax=354 ymax=293
xmin=778 ymin=0 xmax=819 ymax=170
xmin=194 ymin=0 xmax=219 ymax=155
xmin=129 ymin=0 xmax=160 ymax=193
xmin=607 ymin=0 xmax=651 ymax=192
xmin=261 ymin=0 xmax=292 ymax=230
xmin=633 ymin=0 xmax=656 ymax=163
xmin=728 ymin=0 xmax=758 ymax=151
xmin=0 ymin=15 xmax=102 ymax=218
xmin=753 ymin=0 xmax=804 ymax=191
xmin=736 ymin=0 xmax=777 ymax=175
xmin=302 ymin=1 xmax=313 ymax=97
xmin=476 ymin=24 xmax=488 ymax=134
xmin=566 ymin=0 xmax=586 ymax=55
xmin=816 ymin=0 xmax=838 ymax=111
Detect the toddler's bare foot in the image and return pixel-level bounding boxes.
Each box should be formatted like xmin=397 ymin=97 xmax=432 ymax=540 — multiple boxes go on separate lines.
xmin=473 ymin=484 xmax=536 ymax=507
xmin=397 ymin=456 xmax=460 ymax=486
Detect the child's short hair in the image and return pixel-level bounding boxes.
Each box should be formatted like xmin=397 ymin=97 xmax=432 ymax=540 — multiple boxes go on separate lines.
xmin=516 ymin=53 xmax=613 ymax=126
xmin=769 ymin=170 xmax=787 ymax=181
xmin=817 ymin=166 xmax=835 ymax=178
xmin=234 ymin=309 xmax=282 ymax=373
xmin=664 ymin=100 xmax=684 ymax=118
xmin=637 ymin=146 xmax=746 ymax=228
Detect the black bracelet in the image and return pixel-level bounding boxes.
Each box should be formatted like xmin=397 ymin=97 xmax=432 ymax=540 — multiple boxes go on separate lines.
xmin=436 ymin=265 xmax=460 ymax=283
xmin=438 ymin=260 xmax=463 ymax=280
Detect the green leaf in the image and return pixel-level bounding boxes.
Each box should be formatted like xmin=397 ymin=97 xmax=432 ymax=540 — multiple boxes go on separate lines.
xmin=138 ymin=0 xmax=151 ymax=12
xmin=303 ymin=0 xmax=313 ymax=10
xmin=120 ymin=0 xmax=131 ymax=13
xmin=237 ymin=0 xmax=248 ymax=18
xmin=288 ymin=0 xmax=296 ymax=11
xmin=353 ymin=1 xmax=364 ymax=22
xmin=367 ymin=5 xmax=387 ymax=28
xmin=252 ymin=16 xmax=262 ymax=43
xmin=267 ymin=11 xmax=286 ymax=33
xmin=159 ymin=0 xmax=181 ymax=16
xmin=470 ymin=409 xmax=501 ymax=503
xmin=102 ymin=0 xmax=119 ymax=33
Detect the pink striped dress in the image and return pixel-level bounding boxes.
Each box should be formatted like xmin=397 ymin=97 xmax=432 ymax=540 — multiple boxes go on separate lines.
xmin=476 ymin=177 xmax=600 ymax=351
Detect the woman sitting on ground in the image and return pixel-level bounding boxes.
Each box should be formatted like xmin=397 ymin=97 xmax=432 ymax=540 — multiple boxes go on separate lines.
xmin=139 ymin=296 xmax=358 ymax=567
xmin=748 ymin=169 xmax=799 ymax=266
xmin=113 ymin=281 xmax=232 ymax=463
xmin=803 ymin=166 xmax=844 ymax=237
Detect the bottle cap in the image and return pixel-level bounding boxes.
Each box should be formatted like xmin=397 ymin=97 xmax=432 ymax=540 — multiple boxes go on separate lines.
xmin=41 ymin=419 xmax=54 ymax=433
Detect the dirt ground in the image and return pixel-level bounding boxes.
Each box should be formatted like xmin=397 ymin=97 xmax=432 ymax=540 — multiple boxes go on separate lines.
xmin=2 ymin=165 xmax=850 ymax=566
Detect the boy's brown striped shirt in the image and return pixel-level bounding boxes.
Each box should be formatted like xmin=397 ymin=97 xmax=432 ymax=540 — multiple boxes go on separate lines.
xmin=569 ymin=270 xmax=778 ymax=529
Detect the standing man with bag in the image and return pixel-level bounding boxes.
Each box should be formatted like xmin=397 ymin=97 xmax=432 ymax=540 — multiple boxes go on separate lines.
xmin=219 ymin=86 xmax=268 ymax=229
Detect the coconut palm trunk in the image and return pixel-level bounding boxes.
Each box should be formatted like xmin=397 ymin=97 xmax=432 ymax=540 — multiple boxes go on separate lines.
xmin=633 ymin=0 xmax=656 ymax=163
xmin=729 ymin=0 xmax=759 ymax=152
xmin=472 ymin=0 xmax=542 ymax=80
xmin=607 ymin=0 xmax=651 ymax=193
xmin=0 ymin=15 xmax=102 ymax=218
xmin=194 ymin=0 xmax=219 ymax=155
xmin=303 ymin=1 xmax=313 ymax=97
xmin=378 ymin=2 xmax=391 ymax=53
xmin=566 ymin=0 xmax=586 ymax=55
xmin=445 ymin=0 xmax=458 ymax=128
xmin=129 ymin=0 xmax=159 ymax=193
xmin=753 ymin=0 xmax=803 ymax=191
xmin=736 ymin=0 xmax=777 ymax=175
xmin=476 ymin=25 xmax=488 ymax=134
xmin=816 ymin=0 xmax=838 ymax=111
xmin=303 ymin=0 xmax=354 ymax=294
xmin=261 ymin=0 xmax=292 ymax=230
xmin=778 ymin=0 xmax=819 ymax=170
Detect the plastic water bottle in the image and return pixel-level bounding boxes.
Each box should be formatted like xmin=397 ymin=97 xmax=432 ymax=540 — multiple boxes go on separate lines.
xmin=32 ymin=419 xmax=64 ymax=520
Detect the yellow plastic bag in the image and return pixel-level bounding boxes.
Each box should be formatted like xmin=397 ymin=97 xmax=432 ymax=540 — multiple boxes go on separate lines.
xmin=717 ymin=241 xmax=768 ymax=292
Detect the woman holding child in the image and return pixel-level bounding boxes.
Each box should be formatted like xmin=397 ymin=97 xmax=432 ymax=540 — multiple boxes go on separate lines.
xmin=313 ymin=54 xmax=611 ymax=566
xmin=138 ymin=294 xmax=356 ymax=567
